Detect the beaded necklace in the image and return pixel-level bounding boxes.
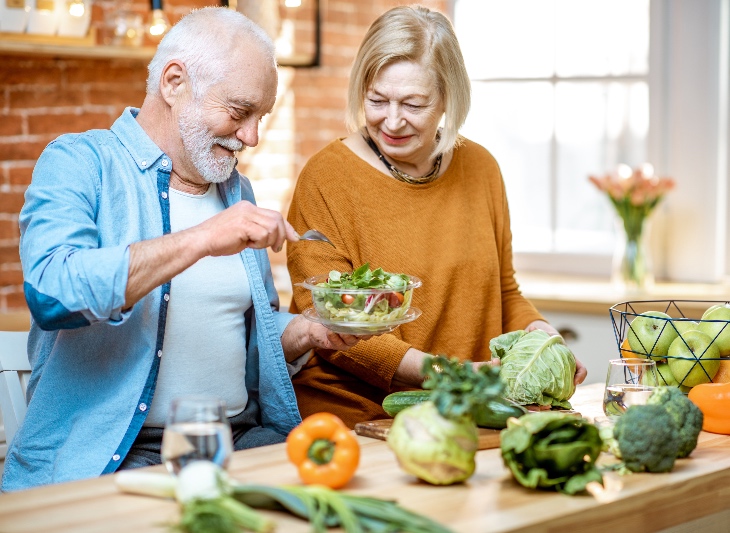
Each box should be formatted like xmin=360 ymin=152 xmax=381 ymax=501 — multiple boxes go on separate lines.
xmin=362 ymin=134 xmax=442 ymax=185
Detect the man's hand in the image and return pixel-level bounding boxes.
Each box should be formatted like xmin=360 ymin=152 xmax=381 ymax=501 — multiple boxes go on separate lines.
xmin=124 ymin=201 xmax=298 ymax=308
xmin=280 ymin=314 xmax=367 ymax=362
xmin=196 ymin=200 xmax=299 ymax=256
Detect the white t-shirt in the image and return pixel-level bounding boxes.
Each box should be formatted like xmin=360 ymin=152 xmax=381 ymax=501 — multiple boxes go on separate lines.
xmin=145 ymin=184 xmax=252 ymax=427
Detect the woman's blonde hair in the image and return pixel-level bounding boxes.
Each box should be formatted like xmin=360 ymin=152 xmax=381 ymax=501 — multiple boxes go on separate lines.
xmin=346 ymin=5 xmax=471 ymax=157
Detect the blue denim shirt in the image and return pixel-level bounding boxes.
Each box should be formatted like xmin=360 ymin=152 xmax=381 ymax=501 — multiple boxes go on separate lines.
xmin=2 ymin=108 xmax=302 ymax=492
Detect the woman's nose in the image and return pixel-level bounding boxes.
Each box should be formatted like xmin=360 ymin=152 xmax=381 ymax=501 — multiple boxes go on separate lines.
xmin=384 ymin=103 xmax=404 ymax=130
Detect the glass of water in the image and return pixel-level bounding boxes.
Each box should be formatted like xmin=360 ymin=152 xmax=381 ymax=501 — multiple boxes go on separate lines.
xmin=603 ymin=358 xmax=659 ymax=418
xmin=161 ymin=396 xmax=233 ymax=475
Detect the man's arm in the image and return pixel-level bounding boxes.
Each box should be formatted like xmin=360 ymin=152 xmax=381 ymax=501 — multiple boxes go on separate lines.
xmin=124 ymin=199 xmax=298 ymax=308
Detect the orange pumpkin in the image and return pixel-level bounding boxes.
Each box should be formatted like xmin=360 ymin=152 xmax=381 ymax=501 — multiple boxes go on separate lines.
xmin=688 ymin=382 xmax=730 ymax=434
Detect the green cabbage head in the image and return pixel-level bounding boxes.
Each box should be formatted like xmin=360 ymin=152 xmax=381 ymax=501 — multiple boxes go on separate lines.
xmin=386 ymin=401 xmax=478 ymax=485
xmin=490 ymin=330 xmax=576 ymax=408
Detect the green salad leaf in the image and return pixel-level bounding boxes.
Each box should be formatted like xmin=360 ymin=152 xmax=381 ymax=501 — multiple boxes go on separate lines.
xmin=323 ymin=263 xmax=409 ymax=290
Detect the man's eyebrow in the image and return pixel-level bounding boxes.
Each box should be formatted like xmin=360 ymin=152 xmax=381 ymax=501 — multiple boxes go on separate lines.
xmin=228 ymin=98 xmax=255 ymax=108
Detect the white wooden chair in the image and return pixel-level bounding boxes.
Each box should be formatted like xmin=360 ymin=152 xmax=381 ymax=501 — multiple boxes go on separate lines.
xmin=0 ymin=331 xmax=30 ymax=459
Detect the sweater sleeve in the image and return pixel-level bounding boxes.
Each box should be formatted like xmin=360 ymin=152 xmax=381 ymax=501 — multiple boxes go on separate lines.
xmin=491 ymin=162 xmax=545 ymax=333
xmin=286 ymin=146 xmax=412 ymax=391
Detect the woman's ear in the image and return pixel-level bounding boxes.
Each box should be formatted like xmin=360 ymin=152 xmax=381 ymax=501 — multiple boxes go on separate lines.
xmin=159 ymin=60 xmax=188 ymax=106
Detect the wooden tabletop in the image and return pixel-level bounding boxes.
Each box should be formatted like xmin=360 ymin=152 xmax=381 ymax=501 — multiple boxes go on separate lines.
xmin=1 ymin=383 xmax=729 ymax=533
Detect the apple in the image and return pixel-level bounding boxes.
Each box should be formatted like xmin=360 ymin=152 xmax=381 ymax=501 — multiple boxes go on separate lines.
xmin=655 ymin=362 xmax=679 ymax=387
xmin=672 ymin=320 xmax=699 ymax=336
xmin=627 ymin=311 xmax=678 ymax=359
xmin=667 ymin=330 xmax=721 ymax=387
xmin=698 ymin=304 xmax=730 ymax=356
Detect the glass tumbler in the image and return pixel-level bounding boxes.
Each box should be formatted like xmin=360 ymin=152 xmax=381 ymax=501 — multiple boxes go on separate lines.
xmin=603 ymin=358 xmax=658 ymax=418
xmin=161 ymin=396 xmax=233 ymax=475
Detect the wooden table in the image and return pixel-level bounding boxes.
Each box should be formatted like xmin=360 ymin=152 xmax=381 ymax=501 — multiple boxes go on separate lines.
xmin=1 ymin=384 xmax=729 ymax=533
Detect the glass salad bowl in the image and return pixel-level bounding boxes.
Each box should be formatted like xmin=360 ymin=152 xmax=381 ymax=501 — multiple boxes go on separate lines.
xmin=297 ymin=265 xmax=422 ymax=335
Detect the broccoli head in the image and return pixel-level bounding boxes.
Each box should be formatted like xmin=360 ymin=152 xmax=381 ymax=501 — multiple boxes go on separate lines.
xmin=646 ymin=386 xmax=704 ymax=458
xmin=613 ymin=404 xmax=679 ymax=473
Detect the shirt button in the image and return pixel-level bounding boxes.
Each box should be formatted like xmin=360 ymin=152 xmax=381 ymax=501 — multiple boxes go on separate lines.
xmin=157 ymin=350 xmax=162 ymax=358
xmin=161 ymin=191 xmax=168 ymax=200
xmin=139 ymin=403 xmax=147 ymax=412
xmin=112 ymin=454 xmax=121 ymax=461
xmin=161 ymin=159 xmax=169 ymax=167
xmin=164 ymin=293 xmax=170 ymax=302
xmin=141 ymin=160 xmax=147 ymax=167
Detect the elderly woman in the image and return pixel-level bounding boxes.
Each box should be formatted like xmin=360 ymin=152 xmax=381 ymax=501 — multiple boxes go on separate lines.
xmin=286 ymin=5 xmax=587 ymax=428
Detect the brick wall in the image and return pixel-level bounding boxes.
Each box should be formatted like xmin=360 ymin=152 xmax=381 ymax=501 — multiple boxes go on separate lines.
xmin=0 ymin=0 xmax=447 ymax=312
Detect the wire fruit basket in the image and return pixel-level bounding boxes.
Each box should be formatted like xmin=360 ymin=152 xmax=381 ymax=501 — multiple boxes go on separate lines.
xmin=609 ymin=300 xmax=730 ymax=390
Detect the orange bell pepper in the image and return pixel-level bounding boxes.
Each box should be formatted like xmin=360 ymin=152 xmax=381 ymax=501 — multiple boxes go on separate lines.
xmin=286 ymin=412 xmax=360 ymax=489
xmin=688 ymin=382 xmax=730 ymax=434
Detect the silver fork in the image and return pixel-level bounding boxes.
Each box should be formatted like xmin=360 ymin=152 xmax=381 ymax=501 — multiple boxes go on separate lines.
xmin=298 ymin=229 xmax=335 ymax=247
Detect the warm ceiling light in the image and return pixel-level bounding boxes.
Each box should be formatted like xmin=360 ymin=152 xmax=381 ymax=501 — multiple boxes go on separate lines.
xmin=284 ymin=0 xmax=302 ymax=7
xmin=68 ymin=0 xmax=85 ymax=17
xmin=148 ymin=0 xmax=170 ymax=38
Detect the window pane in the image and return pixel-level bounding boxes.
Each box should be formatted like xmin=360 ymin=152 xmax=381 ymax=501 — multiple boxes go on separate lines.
xmin=554 ymin=81 xmax=649 ymax=252
xmin=461 ymin=82 xmax=553 ymax=252
xmin=454 ymin=0 xmax=650 ymax=262
xmin=454 ymin=0 xmax=554 ymax=79
xmin=555 ymin=0 xmax=649 ymax=76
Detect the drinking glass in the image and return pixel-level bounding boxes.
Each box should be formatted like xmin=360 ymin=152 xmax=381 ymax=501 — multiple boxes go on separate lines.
xmin=161 ymin=396 xmax=233 ymax=475
xmin=603 ymin=358 xmax=658 ymax=418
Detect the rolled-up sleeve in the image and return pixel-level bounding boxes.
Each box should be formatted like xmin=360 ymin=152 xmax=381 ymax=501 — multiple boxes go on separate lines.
xmin=19 ymin=138 xmax=131 ymax=330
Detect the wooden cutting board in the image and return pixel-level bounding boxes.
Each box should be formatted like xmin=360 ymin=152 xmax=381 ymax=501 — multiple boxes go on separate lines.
xmin=354 ymin=419 xmax=503 ymax=450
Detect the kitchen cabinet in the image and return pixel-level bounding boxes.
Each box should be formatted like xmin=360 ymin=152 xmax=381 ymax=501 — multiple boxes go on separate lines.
xmin=540 ymin=310 xmax=616 ymax=386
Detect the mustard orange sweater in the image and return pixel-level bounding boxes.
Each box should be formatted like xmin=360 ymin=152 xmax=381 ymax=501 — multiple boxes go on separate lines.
xmin=286 ymin=138 xmax=544 ymax=428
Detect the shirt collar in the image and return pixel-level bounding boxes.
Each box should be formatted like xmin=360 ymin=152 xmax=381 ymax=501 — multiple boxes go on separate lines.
xmin=111 ymin=107 xmax=167 ymax=172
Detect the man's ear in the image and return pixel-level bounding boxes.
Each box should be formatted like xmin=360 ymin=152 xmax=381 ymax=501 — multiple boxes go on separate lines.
xmin=159 ymin=60 xmax=188 ymax=106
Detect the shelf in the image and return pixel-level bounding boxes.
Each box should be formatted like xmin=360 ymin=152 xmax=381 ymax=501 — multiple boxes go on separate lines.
xmin=517 ymin=272 xmax=730 ymax=315
xmin=0 ymin=32 xmax=316 ymax=65
xmin=0 ymin=31 xmax=155 ymax=61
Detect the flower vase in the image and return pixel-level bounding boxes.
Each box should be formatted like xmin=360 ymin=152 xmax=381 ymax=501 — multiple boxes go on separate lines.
xmin=612 ymin=214 xmax=654 ymax=292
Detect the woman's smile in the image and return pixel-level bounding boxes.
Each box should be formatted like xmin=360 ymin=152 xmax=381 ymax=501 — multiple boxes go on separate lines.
xmin=380 ymin=132 xmax=412 ymax=145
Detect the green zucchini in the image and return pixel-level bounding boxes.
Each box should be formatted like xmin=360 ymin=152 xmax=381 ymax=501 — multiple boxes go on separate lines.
xmin=474 ymin=398 xmax=528 ymax=429
xmin=383 ymin=391 xmax=527 ymax=429
xmin=382 ymin=390 xmax=431 ymax=417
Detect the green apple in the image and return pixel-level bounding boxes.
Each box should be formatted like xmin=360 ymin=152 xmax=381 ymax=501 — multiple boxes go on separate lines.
xmin=667 ymin=330 xmax=721 ymax=387
xmin=672 ymin=320 xmax=699 ymax=335
xmin=627 ymin=311 xmax=678 ymax=359
xmin=655 ymin=362 xmax=679 ymax=387
xmin=698 ymin=304 xmax=730 ymax=356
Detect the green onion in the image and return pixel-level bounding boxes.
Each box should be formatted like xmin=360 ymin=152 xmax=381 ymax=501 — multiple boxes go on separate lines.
xmin=232 ymin=483 xmax=453 ymax=533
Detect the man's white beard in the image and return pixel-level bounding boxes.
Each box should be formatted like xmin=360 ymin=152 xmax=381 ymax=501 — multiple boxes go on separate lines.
xmin=178 ymin=102 xmax=244 ymax=183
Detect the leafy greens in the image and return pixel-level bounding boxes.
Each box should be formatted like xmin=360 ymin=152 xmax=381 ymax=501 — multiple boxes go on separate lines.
xmin=324 ymin=263 xmax=409 ymax=290
xmin=500 ymin=411 xmax=604 ymax=495
xmin=313 ymin=263 xmax=414 ymax=325
xmin=489 ymin=330 xmax=577 ymax=409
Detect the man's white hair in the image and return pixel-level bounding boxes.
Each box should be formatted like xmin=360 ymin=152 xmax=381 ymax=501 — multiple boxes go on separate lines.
xmin=146 ymin=7 xmax=275 ymax=99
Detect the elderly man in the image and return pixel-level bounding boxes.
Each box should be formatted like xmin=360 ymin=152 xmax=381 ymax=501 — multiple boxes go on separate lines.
xmin=2 ymin=7 xmax=357 ymax=492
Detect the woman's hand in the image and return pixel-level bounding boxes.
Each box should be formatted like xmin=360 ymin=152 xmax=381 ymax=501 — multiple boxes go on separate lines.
xmin=280 ymin=315 xmax=368 ymax=362
xmin=526 ymin=320 xmax=588 ymax=385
